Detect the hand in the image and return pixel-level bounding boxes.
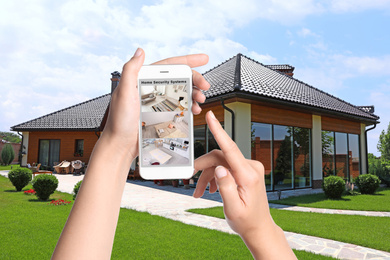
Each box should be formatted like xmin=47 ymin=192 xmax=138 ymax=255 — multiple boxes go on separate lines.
xmin=103 ymin=48 xmax=210 ymax=160
xmin=193 ymin=111 xmax=296 ymax=259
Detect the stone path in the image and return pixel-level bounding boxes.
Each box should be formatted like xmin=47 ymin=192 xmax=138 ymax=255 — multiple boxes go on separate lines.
xmin=1 ymin=170 xmax=390 ymax=260
xmin=269 ymin=203 xmax=390 ymax=217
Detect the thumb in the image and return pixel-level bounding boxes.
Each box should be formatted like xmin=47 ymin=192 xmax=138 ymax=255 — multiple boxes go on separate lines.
xmin=214 ymin=166 xmax=242 ymax=217
xmin=118 ymin=48 xmax=145 ymax=94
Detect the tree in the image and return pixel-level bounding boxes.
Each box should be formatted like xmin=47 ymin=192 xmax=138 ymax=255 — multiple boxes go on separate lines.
xmin=0 ymin=131 xmax=21 ymax=143
xmin=378 ymin=123 xmax=390 ymax=161
xmin=1 ymin=144 xmax=15 ymax=165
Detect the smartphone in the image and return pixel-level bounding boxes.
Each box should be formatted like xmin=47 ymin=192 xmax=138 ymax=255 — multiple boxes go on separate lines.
xmin=138 ymin=64 xmax=194 ymax=180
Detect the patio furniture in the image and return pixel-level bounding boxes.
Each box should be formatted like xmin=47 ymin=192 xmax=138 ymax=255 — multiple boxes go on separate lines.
xmin=54 ymin=161 xmax=71 ymax=174
xmin=128 ymin=167 xmax=141 ymax=180
xmin=31 ymin=163 xmax=53 ymax=178
xmin=71 ymin=160 xmax=84 ymax=175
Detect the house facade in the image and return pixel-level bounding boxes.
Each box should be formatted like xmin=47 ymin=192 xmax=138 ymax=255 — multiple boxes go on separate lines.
xmin=12 ymin=54 xmax=379 ymax=190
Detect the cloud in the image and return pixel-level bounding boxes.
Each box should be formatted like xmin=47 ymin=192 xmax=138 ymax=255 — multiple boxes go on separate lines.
xmin=329 ymin=0 xmax=390 ymax=13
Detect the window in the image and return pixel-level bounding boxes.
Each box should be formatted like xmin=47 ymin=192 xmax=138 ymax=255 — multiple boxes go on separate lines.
xmin=194 ymin=125 xmax=206 ymax=159
xmin=294 ymin=127 xmax=311 ymax=188
xmin=74 ymin=139 xmax=84 ymax=157
xmin=322 ymin=131 xmax=335 ymax=177
xmin=251 ymin=123 xmax=312 ymax=191
xmin=322 ymin=131 xmax=360 ymax=180
xmin=38 ymin=140 xmax=60 ymax=168
xmin=251 ymin=123 xmax=272 ymax=190
xmin=335 ymin=132 xmax=348 ymax=179
xmin=348 ymin=134 xmax=360 ymax=179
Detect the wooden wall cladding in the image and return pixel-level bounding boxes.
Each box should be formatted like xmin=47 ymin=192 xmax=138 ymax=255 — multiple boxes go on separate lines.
xmin=321 ymin=116 xmax=361 ymax=134
xmin=28 ymin=131 xmax=99 ymax=165
xmin=194 ymin=103 xmax=224 ymax=126
xmin=251 ymin=104 xmax=312 ymax=128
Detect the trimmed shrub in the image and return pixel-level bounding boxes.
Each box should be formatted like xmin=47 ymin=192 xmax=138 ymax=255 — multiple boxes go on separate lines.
xmin=1 ymin=144 xmax=15 ymax=165
xmin=8 ymin=168 xmax=32 ymax=191
xmin=73 ymin=180 xmax=83 ymax=199
xmin=32 ymin=174 xmax=59 ymax=201
xmin=355 ymin=174 xmax=380 ymax=194
xmin=322 ymin=176 xmax=345 ymax=199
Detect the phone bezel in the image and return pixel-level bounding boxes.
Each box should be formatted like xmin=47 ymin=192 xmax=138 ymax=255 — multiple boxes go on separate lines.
xmin=137 ymin=64 xmax=194 ymax=180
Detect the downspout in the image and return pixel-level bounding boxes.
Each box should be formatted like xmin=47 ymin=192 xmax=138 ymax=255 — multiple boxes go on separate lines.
xmin=95 ymin=128 xmax=100 ymax=139
xmin=221 ymin=98 xmax=235 ymax=141
xmin=365 ymin=123 xmax=376 ymax=174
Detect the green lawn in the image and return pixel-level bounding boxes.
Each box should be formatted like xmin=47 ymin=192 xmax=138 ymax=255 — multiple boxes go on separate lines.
xmin=0 ymin=164 xmax=20 ymax=171
xmin=270 ymin=188 xmax=390 ymax=212
xmin=188 ymin=206 xmax=390 ymax=253
xmin=0 ymin=176 xmax=333 ymax=259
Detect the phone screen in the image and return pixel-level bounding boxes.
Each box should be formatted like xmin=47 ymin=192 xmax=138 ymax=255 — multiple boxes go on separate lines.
xmin=139 ymin=78 xmax=192 ymax=168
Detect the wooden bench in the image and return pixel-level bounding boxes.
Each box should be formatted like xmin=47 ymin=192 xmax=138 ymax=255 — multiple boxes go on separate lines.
xmin=32 ymin=170 xmax=53 ymax=178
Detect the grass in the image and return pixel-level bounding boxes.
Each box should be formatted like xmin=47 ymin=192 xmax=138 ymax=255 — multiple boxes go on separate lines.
xmin=188 ymin=206 xmax=390 ymax=253
xmin=270 ymin=187 xmax=390 ymax=212
xmin=0 ymin=176 xmax=334 ymax=259
xmin=0 ymin=164 xmax=20 ymax=171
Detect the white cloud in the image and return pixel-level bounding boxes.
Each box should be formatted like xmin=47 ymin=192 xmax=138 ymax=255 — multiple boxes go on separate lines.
xmin=329 ymin=0 xmax=390 ymax=12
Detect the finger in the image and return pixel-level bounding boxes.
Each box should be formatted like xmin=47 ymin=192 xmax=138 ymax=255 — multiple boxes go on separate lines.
xmin=152 ymin=54 xmax=209 ymax=68
xmin=192 ymin=70 xmax=210 ymax=91
xmin=214 ymin=166 xmax=242 ymax=219
xmin=192 ymin=88 xmax=206 ymax=103
xmin=193 ymin=168 xmax=215 ymax=198
xmin=194 ymin=149 xmax=229 ymax=173
xmin=206 ymin=111 xmax=248 ymax=176
xmin=209 ymin=178 xmax=218 ymax=194
xmin=192 ymin=101 xmax=202 ymax=115
xmin=117 ymin=48 xmax=145 ymax=96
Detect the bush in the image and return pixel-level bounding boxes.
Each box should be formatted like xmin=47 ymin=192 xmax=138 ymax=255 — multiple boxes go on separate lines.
xmin=73 ymin=180 xmax=83 ymax=199
xmin=322 ymin=176 xmax=345 ymax=199
xmin=32 ymin=174 xmax=59 ymax=201
xmin=355 ymin=174 xmax=380 ymax=194
xmin=8 ymin=168 xmax=32 ymax=191
xmin=1 ymin=144 xmax=15 ymax=165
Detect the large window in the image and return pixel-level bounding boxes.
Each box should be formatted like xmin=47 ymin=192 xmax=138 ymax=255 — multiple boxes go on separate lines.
xmin=194 ymin=125 xmax=206 ymax=159
xmin=322 ymin=131 xmax=360 ymax=180
xmin=251 ymin=123 xmax=272 ymax=190
xmin=193 ymin=123 xmax=224 ymax=159
xmin=252 ymin=123 xmax=311 ymax=191
xmin=38 ymin=140 xmax=60 ymax=169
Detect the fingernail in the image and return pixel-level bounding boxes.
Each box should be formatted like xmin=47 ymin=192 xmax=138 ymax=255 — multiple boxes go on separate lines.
xmin=209 ymin=110 xmax=216 ymax=120
xmin=133 ymin=48 xmax=142 ymax=57
xmin=215 ymin=166 xmax=227 ymax=179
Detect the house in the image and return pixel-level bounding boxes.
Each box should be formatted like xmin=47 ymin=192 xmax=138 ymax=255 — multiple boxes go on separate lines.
xmin=11 ymin=54 xmax=379 ymax=190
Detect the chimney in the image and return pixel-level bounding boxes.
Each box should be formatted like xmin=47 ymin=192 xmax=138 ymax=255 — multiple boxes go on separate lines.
xmin=110 ymin=71 xmax=121 ymax=93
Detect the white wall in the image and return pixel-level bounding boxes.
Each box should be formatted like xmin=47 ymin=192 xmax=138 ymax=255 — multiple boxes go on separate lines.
xmin=22 ymin=132 xmax=29 ymax=167
xmin=312 ymin=115 xmax=323 ymax=181
xmin=360 ymin=123 xmax=367 ymax=174
xmin=224 ymin=102 xmax=251 ymax=159
xmin=165 ymin=85 xmax=188 ymax=103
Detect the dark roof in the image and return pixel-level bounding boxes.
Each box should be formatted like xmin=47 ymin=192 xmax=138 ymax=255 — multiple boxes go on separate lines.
xmin=265 ymin=64 xmax=295 ymax=72
xmin=11 ymin=94 xmax=111 ymax=131
xmin=203 ymin=53 xmax=379 ymax=122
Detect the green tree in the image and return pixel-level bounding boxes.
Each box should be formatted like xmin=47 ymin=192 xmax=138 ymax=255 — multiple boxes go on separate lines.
xmin=0 ymin=132 xmax=21 ymax=143
xmin=1 ymin=144 xmax=15 ymax=165
xmin=378 ymin=123 xmax=390 ymax=161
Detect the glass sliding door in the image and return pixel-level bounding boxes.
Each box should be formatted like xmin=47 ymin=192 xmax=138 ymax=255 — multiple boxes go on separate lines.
xmin=194 ymin=125 xmax=206 ymax=159
xmin=348 ymin=134 xmax=360 ymax=180
xmin=335 ymin=132 xmax=348 ymax=179
xmin=251 ymin=122 xmax=272 ymax=191
xmin=274 ymin=125 xmax=293 ymax=190
xmin=38 ymin=140 xmax=60 ymax=169
xmin=322 ymin=131 xmax=335 ymax=177
xmin=294 ymin=127 xmax=311 ymax=188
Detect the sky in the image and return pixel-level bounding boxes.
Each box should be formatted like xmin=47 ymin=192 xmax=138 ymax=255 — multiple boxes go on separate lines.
xmin=1 ymin=0 xmax=390 ymax=156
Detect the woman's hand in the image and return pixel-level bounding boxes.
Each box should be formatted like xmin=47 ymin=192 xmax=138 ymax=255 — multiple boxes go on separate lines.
xmin=193 ymin=111 xmax=296 ymax=260
xmin=103 ymin=48 xmax=210 ymax=160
